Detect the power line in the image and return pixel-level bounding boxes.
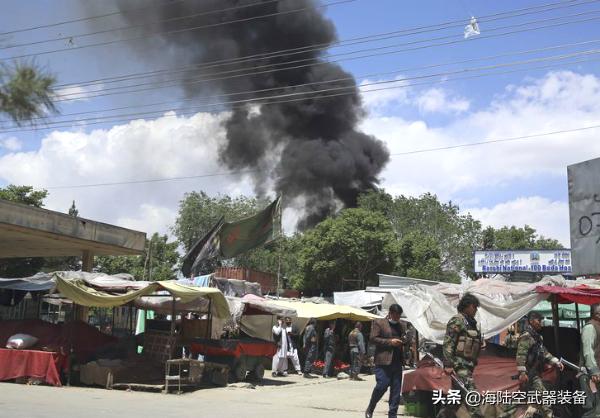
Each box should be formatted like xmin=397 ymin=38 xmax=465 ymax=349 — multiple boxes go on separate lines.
xmin=390 ymin=124 xmax=600 ymax=156
xmin=51 ymin=0 xmax=600 ymax=92
xmin=39 ymin=124 xmax=600 ymax=190
xmin=45 ymin=169 xmax=259 ymax=190
xmin=10 ymin=49 xmax=599 ymax=130
xmin=1 ymin=0 xmax=286 ymax=51
xmin=3 ymin=51 xmax=599 ymax=134
xmin=2 ymin=0 xmax=357 ymax=61
xmin=0 ymin=0 xmax=188 ymax=36
xmin=51 ymin=11 xmax=600 ymax=103
xmin=32 ymin=39 xmax=599 ymax=123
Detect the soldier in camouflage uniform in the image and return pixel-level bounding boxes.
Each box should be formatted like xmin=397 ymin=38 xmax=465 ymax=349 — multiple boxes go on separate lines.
xmin=501 ymin=311 xmax=563 ymax=418
xmin=436 ymin=293 xmax=484 ymax=418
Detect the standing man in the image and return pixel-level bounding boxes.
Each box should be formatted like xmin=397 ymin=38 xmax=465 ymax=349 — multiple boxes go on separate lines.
xmin=436 ymin=293 xmax=484 ymax=418
xmin=501 ymin=311 xmax=563 ymax=418
xmin=322 ymin=320 xmax=336 ymax=378
xmin=272 ymin=316 xmax=289 ymax=377
xmin=284 ymin=317 xmax=302 ymax=374
xmin=365 ymin=304 xmax=405 ymax=418
xmin=303 ymin=318 xmax=318 ymax=378
xmin=580 ymin=303 xmax=600 ymax=417
xmin=349 ymin=322 xmax=366 ymax=381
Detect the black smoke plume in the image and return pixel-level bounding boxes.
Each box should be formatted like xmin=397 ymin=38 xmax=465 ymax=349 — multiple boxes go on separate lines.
xmin=84 ymin=0 xmax=389 ymax=228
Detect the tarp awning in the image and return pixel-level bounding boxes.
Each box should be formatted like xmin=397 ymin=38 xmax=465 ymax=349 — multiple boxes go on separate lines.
xmin=384 ymin=276 xmax=566 ymax=344
xmin=535 ymin=285 xmax=600 ymax=305
xmin=55 ymin=275 xmax=230 ymax=319
xmin=0 ymin=273 xmax=54 ymax=291
xmin=267 ymin=299 xmax=381 ymax=321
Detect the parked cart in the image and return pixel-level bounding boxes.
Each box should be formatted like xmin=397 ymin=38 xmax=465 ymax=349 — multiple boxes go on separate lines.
xmin=190 ymin=338 xmax=276 ymax=382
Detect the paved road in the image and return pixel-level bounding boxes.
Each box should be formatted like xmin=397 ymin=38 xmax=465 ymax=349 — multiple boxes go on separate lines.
xmin=0 ymin=374 xmax=418 ymax=418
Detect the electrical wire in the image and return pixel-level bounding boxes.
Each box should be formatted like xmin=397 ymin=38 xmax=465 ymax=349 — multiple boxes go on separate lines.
xmin=35 ymin=38 xmax=600 ymax=123
xmin=2 ymin=0 xmax=357 ymax=61
xmin=51 ymin=11 xmax=600 ymax=102
xmin=3 ymin=51 xmax=599 ymax=134
xmin=40 ymin=123 xmax=600 ymax=189
xmin=50 ymin=0 xmax=600 ymax=91
xmin=0 ymin=0 xmax=290 ymax=50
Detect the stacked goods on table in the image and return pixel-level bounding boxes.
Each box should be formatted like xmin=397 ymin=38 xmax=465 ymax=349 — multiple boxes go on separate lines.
xmin=311 ymin=359 xmax=350 ymax=374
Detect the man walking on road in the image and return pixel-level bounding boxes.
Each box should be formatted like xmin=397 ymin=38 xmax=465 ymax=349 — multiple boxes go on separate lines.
xmin=365 ymin=303 xmax=405 ymax=418
xmin=349 ymin=322 xmax=366 ymax=381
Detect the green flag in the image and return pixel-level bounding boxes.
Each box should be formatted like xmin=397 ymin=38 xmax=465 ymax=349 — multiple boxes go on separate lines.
xmin=219 ymin=196 xmax=281 ymax=259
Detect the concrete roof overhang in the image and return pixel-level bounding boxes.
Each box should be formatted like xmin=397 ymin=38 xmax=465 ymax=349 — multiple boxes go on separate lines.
xmin=0 ymin=199 xmax=146 ymax=258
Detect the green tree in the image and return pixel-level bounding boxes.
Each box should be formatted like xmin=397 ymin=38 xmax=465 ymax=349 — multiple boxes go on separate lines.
xmin=397 ymin=233 xmax=458 ymax=282
xmin=95 ymin=233 xmax=179 ymax=281
xmin=482 ymin=225 xmax=563 ymax=250
xmin=234 ymin=235 xmax=302 ymax=286
xmin=292 ymin=208 xmax=399 ymax=295
xmin=359 ymin=190 xmax=482 ymax=280
xmin=0 ymin=184 xmax=48 ymax=207
xmin=0 ymin=64 xmax=57 ymax=123
xmin=68 ymin=200 xmax=79 ymax=217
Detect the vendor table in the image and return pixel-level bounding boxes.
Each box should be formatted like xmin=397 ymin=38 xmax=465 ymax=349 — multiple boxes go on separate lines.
xmin=0 ymin=348 xmax=65 ymax=386
xmin=190 ymin=338 xmax=276 ymax=382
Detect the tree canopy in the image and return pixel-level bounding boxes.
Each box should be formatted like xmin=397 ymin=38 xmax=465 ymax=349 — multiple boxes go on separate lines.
xmin=95 ymin=233 xmax=179 ymax=281
xmin=291 ymin=208 xmax=399 ymax=294
xmin=0 ymin=64 xmax=57 ymax=123
xmin=482 ymin=225 xmax=563 ymax=250
xmin=358 ymin=190 xmax=481 ymax=281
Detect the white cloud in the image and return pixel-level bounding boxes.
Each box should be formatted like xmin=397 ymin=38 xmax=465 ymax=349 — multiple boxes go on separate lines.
xmin=0 ymin=137 xmax=22 ymax=151
xmin=0 ymin=111 xmax=256 ymax=237
xmin=54 ymin=83 xmax=104 ymax=102
xmin=364 ymin=71 xmax=600 ymax=198
xmin=465 ymin=197 xmax=570 ymax=247
xmin=116 ymin=204 xmax=177 ymax=237
xmin=359 ymin=76 xmax=409 ymax=113
xmin=415 ymin=88 xmax=470 ymax=113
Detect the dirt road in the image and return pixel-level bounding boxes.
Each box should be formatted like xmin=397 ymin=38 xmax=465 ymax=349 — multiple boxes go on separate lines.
xmin=0 ymin=374 xmax=418 ymax=418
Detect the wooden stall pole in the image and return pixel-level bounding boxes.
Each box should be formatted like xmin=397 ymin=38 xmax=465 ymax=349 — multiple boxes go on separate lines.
xmin=415 ymin=329 xmax=420 ymax=362
xmin=206 ymin=298 xmax=213 ymax=339
xmin=170 ymin=296 xmax=176 ymax=336
xmin=575 ymin=303 xmax=581 ymax=333
xmin=551 ymin=295 xmax=561 ymax=356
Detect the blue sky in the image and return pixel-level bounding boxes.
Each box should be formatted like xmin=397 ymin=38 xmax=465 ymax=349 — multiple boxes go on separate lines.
xmin=2 ymin=0 xmax=600 ymax=245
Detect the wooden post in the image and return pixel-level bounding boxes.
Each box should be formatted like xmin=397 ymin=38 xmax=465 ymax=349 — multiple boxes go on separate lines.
xmin=75 ymin=250 xmax=94 ymax=323
xmin=415 ymin=329 xmax=420 ymax=362
xmin=551 ymin=295 xmax=561 ymax=356
xmin=575 ymin=303 xmax=581 ymax=332
xmin=206 ymin=298 xmax=213 ymax=339
xmin=170 ymin=297 xmax=176 ymax=336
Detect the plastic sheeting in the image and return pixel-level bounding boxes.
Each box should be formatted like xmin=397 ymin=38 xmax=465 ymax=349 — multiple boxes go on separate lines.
xmin=333 ymin=290 xmax=384 ymax=308
xmin=213 ymin=277 xmax=261 ymax=297
xmin=54 ymin=274 xmax=230 ymax=319
xmin=0 ymin=273 xmax=54 ymax=291
xmin=268 ymin=299 xmax=382 ymax=321
xmin=383 ymin=276 xmax=566 ymax=344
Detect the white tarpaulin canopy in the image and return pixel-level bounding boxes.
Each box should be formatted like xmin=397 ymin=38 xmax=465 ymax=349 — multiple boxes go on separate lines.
xmin=333 ymin=290 xmax=384 ymax=308
xmin=383 ymin=276 xmax=567 ymax=344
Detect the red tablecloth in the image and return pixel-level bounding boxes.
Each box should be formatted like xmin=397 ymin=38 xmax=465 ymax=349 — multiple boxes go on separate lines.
xmin=402 ymin=355 xmax=557 ymax=394
xmin=0 ymin=348 xmax=63 ymax=386
xmin=191 ymin=339 xmax=277 ymax=358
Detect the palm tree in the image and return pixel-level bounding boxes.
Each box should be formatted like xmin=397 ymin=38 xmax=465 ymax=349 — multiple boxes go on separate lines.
xmin=0 ymin=64 xmax=57 ymax=124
